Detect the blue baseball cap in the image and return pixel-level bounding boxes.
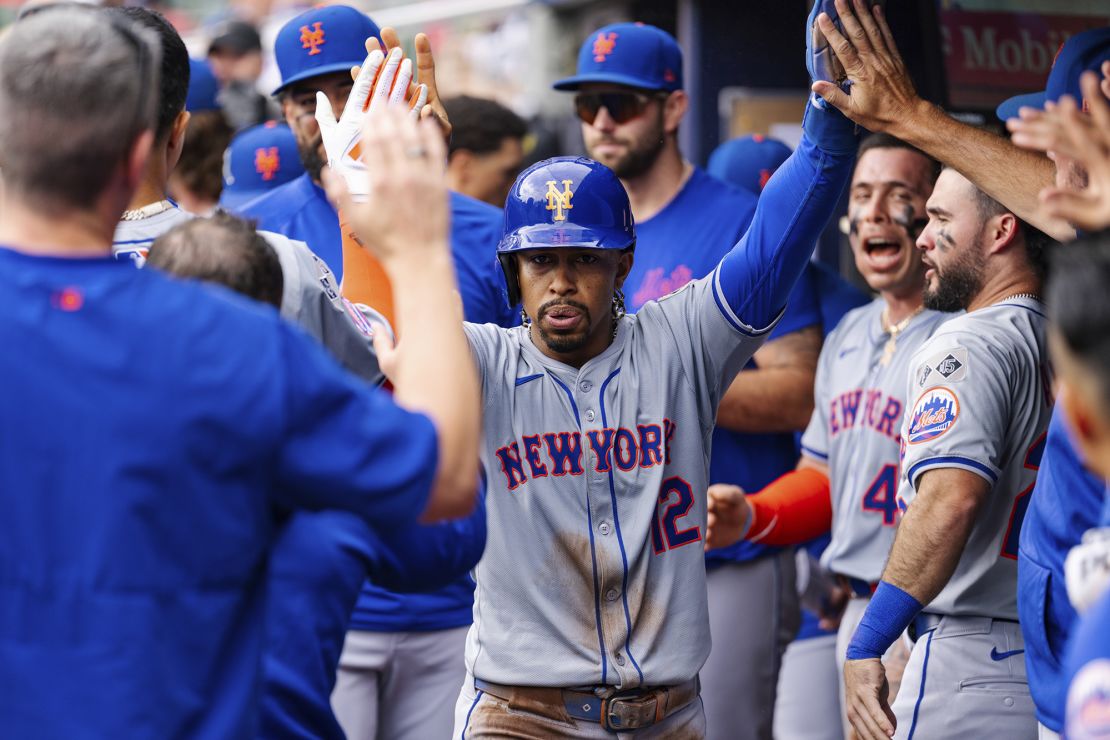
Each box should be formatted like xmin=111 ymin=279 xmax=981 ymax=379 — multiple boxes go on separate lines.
xmin=186 ymin=58 xmax=220 ymax=113
xmin=707 ymin=134 xmax=794 ymax=196
xmin=220 ymin=121 xmax=305 ymax=212
xmin=272 ymin=5 xmax=381 ymax=96
xmin=996 ymin=27 xmax=1110 ymax=121
xmin=553 ymin=22 xmax=683 ymax=92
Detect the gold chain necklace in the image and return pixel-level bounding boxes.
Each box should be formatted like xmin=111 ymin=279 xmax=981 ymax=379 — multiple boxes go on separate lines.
xmin=880 ymin=305 xmax=925 ymax=366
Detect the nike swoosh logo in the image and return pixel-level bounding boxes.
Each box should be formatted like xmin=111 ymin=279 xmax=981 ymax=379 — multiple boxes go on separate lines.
xmin=990 ymin=648 xmax=1025 ymax=661
xmin=838 ymin=347 xmax=858 ymax=359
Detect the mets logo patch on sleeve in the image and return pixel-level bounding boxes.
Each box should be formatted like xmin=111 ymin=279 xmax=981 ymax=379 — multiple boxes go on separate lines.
xmin=1067 ymin=658 xmax=1110 ymax=739
xmin=907 ymin=387 xmax=959 ymax=444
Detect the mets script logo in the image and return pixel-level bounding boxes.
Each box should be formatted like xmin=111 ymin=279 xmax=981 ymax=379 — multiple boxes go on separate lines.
xmin=254 ymin=147 xmax=280 ymax=181
xmin=300 ymin=22 xmax=325 ymax=56
xmin=907 ymin=387 xmax=959 ymax=445
xmin=593 ymin=32 xmax=618 ymax=62
xmin=545 ymin=179 xmax=574 ymax=222
xmin=1067 ymin=658 xmax=1110 ymax=739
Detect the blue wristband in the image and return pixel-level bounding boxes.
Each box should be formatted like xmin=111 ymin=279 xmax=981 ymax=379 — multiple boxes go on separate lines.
xmin=845 ymin=581 xmax=923 ymax=661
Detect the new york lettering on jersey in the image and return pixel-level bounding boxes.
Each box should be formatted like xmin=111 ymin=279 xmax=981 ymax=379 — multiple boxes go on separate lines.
xmin=800 ymin=300 xmax=948 ymax=581
xmin=897 ymin=298 xmax=1052 ymax=619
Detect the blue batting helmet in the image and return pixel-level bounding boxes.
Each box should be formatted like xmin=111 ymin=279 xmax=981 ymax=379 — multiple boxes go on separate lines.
xmin=497 ymin=156 xmax=635 ymax=306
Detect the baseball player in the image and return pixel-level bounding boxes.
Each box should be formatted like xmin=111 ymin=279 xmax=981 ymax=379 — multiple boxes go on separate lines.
xmin=146 ymin=213 xmax=490 ymax=739
xmin=317 ymin=34 xmax=862 ymax=733
xmin=555 ymin=26 xmax=830 ymax=737
xmin=706 ymin=131 xmax=870 ymax=740
xmin=108 ymin=6 xmax=384 ymax=386
xmin=813 ymin=4 xmax=1110 ymax=732
xmin=0 ymin=9 xmax=479 ymax=736
xmin=219 ymin=120 xmax=305 ymax=212
xmin=704 ymin=132 xmax=944 ymax=737
xmin=838 ymin=162 xmax=1053 ymax=739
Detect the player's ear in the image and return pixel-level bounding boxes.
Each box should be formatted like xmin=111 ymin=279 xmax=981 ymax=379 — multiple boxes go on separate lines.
xmin=662 ymin=90 xmax=688 ymax=134
xmin=166 ymin=110 xmax=191 ymax=172
xmin=986 ymin=212 xmax=1018 ymax=255
xmin=446 ymin=149 xmax=472 ymax=187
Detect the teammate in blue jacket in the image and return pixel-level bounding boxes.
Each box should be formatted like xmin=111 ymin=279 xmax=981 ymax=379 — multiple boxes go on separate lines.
xmin=1045 ymin=234 xmax=1110 ymax=740
xmin=0 ymin=9 xmax=479 ymax=737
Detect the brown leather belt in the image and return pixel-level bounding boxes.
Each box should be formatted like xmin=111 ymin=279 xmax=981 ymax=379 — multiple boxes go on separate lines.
xmin=474 ymin=676 xmax=700 ymax=732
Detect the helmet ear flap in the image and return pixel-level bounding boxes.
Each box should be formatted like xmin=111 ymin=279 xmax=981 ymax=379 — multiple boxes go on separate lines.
xmin=498 ymin=253 xmax=522 ymax=308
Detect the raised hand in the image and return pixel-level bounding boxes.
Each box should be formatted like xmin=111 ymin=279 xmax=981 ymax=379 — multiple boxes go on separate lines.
xmin=319 ymin=46 xmax=428 ymax=202
xmin=705 ymin=483 xmax=751 ymax=550
xmin=809 ymin=0 xmax=922 ymax=137
xmin=1008 ymin=70 xmax=1110 ymax=231
xmin=321 ymin=106 xmax=449 ymax=266
xmin=361 ymin=27 xmax=452 ymax=139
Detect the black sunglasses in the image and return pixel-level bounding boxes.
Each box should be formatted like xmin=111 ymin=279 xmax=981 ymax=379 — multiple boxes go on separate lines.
xmin=574 ymin=91 xmax=666 ymax=125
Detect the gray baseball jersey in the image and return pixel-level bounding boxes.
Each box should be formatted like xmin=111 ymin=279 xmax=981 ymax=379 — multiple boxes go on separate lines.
xmin=462 ymin=272 xmax=773 ymax=689
xmin=800 ymin=300 xmax=948 ymax=582
xmin=898 ymin=297 xmax=1052 ymax=619
xmin=113 ymin=207 xmax=382 ymax=384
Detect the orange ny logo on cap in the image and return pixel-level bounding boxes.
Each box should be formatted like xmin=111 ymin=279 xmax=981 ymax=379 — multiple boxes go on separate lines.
xmin=593 ymin=32 xmax=617 ymax=62
xmin=300 ymin=22 xmax=325 ymax=56
xmin=545 ymin=180 xmax=574 ymax=222
xmin=255 ymin=147 xmax=280 ymax=181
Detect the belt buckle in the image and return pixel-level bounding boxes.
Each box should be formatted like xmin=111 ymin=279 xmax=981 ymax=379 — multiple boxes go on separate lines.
xmin=601 ymin=692 xmax=655 ymax=731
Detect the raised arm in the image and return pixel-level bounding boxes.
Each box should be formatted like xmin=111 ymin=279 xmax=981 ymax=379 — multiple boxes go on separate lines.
xmin=712 ymin=98 xmax=858 ymax=331
xmin=810 ymin=0 xmax=1074 ymax=242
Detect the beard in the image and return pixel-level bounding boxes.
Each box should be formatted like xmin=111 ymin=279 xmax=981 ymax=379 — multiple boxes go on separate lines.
xmin=587 ymin=113 xmax=665 ymax=180
xmin=924 ymin=245 xmax=985 ymax=312
xmin=298 ymin=132 xmax=326 ymax=182
xmin=532 ymin=299 xmax=595 ymax=354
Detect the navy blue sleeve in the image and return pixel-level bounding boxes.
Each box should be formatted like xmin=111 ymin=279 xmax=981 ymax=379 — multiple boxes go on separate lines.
xmin=714 ymin=102 xmax=858 ymax=331
xmin=271 ymin=322 xmax=437 ymax=529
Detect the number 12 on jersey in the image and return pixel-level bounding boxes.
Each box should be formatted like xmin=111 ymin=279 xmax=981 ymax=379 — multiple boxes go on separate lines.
xmin=651 ymin=477 xmax=702 ymax=554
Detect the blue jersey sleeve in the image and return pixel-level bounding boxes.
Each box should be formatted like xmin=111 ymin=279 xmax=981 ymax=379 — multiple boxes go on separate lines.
xmin=270 ymin=322 xmax=438 ymax=529
xmin=714 ymin=103 xmax=857 ymax=332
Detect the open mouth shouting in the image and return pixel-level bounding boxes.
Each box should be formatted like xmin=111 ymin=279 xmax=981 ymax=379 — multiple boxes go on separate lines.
xmin=860 ymin=234 xmax=905 ymax=272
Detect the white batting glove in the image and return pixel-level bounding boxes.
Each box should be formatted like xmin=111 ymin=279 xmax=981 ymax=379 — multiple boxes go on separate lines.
xmin=1065 ymin=528 xmax=1110 ymax=614
xmin=315 ymin=46 xmax=429 ymax=202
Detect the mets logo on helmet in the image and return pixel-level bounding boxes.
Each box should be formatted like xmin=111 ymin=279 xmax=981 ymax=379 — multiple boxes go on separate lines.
xmin=593 ymin=32 xmax=617 ymax=62
xmin=300 ymin=22 xmax=325 ymax=56
xmin=545 ymin=180 xmax=574 ymax=222
xmin=255 ymin=147 xmax=280 ymax=181
xmin=907 ymin=387 xmax=959 ymax=444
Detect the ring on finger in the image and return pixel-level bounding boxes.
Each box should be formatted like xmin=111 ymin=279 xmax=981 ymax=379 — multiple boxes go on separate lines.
xmin=404 ymin=146 xmax=427 ymax=159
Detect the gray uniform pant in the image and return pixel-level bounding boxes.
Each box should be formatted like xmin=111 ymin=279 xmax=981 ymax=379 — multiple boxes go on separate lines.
xmin=701 ymin=551 xmax=800 ymax=740
xmin=453 ymin=674 xmax=706 ymax=739
xmin=890 ymin=616 xmax=1036 ymax=740
xmin=773 ymin=633 xmax=843 ymax=740
xmin=331 ymin=625 xmax=469 ymax=740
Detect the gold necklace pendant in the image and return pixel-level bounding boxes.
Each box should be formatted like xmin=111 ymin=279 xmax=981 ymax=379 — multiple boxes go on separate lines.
xmin=878 ymin=305 xmax=925 ymax=367
xmin=880 ymin=335 xmax=897 ymax=366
